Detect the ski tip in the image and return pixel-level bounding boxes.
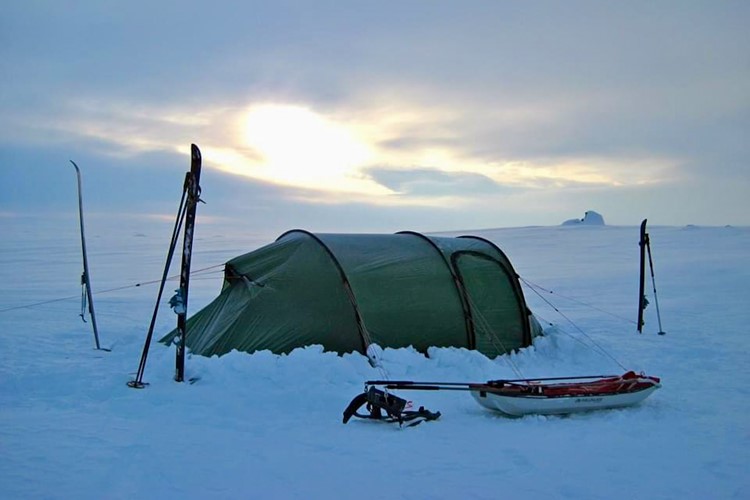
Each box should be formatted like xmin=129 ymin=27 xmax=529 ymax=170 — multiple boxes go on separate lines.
xmin=191 ymin=144 xmax=202 ymax=159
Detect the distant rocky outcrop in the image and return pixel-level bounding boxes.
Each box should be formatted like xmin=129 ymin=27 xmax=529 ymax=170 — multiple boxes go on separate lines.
xmin=562 ymin=210 xmax=605 ymax=226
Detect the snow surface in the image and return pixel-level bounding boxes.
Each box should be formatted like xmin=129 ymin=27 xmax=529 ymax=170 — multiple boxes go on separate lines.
xmin=1 ymin=219 xmax=749 ymax=499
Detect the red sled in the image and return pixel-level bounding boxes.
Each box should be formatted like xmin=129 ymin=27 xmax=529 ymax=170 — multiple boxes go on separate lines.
xmin=469 ymin=371 xmax=661 ymax=417
xmin=355 ymin=371 xmax=661 ymax=421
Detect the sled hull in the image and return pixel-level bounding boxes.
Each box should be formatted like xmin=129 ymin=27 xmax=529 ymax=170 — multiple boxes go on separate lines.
xmin=471 ymin=384 xmax=660 ymax=417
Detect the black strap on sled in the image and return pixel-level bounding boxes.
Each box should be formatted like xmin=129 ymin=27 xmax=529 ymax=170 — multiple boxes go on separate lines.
xmin=342 ymin=386 xmax=441 ymax=428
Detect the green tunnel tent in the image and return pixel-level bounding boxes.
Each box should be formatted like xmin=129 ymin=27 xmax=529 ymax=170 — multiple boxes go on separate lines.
xmin=164 ymin=230 xmax=543 ymax=358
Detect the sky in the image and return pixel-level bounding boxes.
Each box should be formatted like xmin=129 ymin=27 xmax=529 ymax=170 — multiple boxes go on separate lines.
xmin=1 ymin=1 xmax=748 ymax=235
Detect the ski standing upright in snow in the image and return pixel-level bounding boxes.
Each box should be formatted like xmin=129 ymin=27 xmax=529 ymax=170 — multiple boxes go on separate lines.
xmin=637 ymin=219 xmax=648 ymax=332
xmin=174 ymin=144 xmax=202 ymax=382
xmin=70 ymin=160 xmax=105 ymax=351
xmin=637 ymin=219 xmax=665 ymax=335
xmin=128 ymin=144 xmax=202 ymax=389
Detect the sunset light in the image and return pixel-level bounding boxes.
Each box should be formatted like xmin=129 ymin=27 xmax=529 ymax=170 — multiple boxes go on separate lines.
xmin=240 ymin=104 xmax=390 ymax=195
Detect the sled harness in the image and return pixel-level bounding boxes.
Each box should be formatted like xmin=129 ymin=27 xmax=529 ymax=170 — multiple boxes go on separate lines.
xmin=342 ymin=386 xmax=441 ymax=428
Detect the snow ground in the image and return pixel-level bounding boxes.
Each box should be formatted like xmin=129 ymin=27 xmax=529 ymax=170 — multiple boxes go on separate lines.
xmin=1 ymin=218 xmax=748 ymax=499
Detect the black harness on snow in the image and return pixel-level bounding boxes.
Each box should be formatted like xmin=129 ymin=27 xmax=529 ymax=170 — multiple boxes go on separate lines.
xmin=342 ymin=386 xmax=441 ymax=427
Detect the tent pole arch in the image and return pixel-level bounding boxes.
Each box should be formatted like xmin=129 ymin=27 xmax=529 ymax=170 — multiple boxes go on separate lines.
xmin=458 ymin=235 xmax=533 ymax=346
xmin=276 ymin=229 xmax=370 ymax=353
xmin=168 ymin=230 xmax=538 ymax=358
xmin=396 ymin=230 xmax=476 ymax=350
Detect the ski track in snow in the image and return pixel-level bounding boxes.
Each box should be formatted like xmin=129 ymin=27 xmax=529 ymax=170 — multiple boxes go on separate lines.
xmin=1 ymin=221 xmax=749 ymax=499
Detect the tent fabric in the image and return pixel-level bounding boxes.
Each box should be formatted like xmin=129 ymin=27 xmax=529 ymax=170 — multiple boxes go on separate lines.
xmin=166 ymin=230 xmax=542 ymax=358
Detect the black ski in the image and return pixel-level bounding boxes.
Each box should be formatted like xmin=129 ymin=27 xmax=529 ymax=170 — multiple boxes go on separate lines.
xmin=71 ymin=160 xmax=104 ymax=350
xmin=128 ymin=144 xmax=202 ymax=389
xmin=174 ymin=144 xmax=202 ymax=382
xmin=637 ymin=219 xmax=666 ymax=335
xmin=637 ymin=219 xmax=648 ymax=332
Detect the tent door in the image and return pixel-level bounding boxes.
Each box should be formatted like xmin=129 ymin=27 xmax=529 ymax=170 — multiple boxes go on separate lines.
xmin=452 ymin=251 xmax=526 ymax=357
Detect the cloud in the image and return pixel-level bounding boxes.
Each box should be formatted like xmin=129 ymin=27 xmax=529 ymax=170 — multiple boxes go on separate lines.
xmin=366 ymin=167 xmax=509 ymax=198
xmin=1 ymin=1 xmax=748 ymax=228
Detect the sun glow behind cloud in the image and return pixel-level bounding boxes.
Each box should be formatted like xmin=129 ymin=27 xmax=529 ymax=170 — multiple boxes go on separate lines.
xmin=233 ymin=104 xmax=392 ymax=195
xmin=41 ymin=97 xmax=677 ymax=208
xmin=227 ymin=103 xmax=652 ymax=198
